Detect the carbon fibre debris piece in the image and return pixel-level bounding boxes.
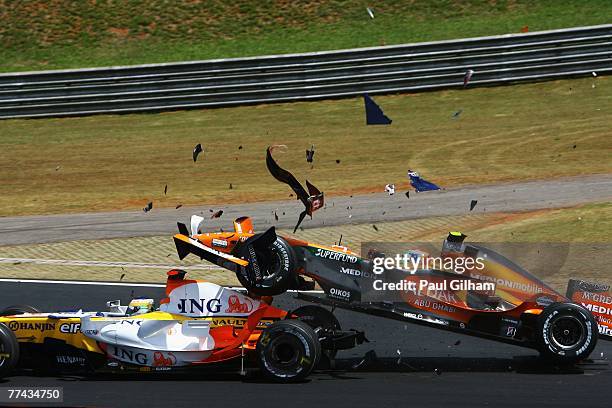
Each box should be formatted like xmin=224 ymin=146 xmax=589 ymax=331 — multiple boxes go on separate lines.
xmin=193 ymin=143 xmax=203 ymax=162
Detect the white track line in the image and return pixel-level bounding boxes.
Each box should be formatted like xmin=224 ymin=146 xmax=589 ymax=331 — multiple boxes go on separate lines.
xmin=0 ymin=278 xmax=324 ymax=293
xmin=0 ymin=257 xmax=220 ymax=270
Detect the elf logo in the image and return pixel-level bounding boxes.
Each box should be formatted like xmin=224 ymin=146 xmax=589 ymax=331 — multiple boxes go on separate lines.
xmin=59 ymin=323 xmax=81 ymax=334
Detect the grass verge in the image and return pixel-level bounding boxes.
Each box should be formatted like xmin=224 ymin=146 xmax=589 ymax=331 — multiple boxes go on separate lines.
xmin=1 ymin=77 xmax=610 ymax=216
xmin=2 ymin=1 xmax=612 ymax=72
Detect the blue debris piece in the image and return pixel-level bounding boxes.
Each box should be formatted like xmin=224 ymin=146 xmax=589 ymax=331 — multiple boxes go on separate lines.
xmin=407 ymin=170 xmax=441 ymax=192
xmin=364 ymin=94 xmax=392 ymax=125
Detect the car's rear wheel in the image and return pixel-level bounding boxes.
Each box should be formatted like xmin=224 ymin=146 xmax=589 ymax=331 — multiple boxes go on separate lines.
xmin=257 ymin=319 xmax=321 ymax=382
xmin=536 ymin=302 xmax=598 ymax=364
xmin=235 ymin=236 xmax=297 ymax=296
xmin=0 ymin=323 xmax=19 ymax=378
xmin=292 ymin=306 xmax=340 ymax=368
xmin=0 ymin=305 xmax=40 ymax=317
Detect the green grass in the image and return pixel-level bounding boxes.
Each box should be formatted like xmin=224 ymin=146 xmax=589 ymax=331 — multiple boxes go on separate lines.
xmin=2 ymin=0 xmax=612 ymax=72
xmin=1 ymin=76 xmax=610 ymax=216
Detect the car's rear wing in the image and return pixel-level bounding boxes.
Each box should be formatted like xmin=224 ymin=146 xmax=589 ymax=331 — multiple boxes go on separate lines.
xmin=174 ymin=232 xmax=248 ymax=273
xmin=566 ymin=279 xmax=612 ymax=340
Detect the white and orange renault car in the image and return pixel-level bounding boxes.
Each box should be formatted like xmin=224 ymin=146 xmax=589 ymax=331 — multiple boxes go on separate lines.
xmin=0 ymin=266 xmax=364 ymax=382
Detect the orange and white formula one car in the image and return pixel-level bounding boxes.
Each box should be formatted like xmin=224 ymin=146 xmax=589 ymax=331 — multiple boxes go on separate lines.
xmin=175 ymin=217 xmax=611 ymax=365
xmin=0 ymin=269 xmax=364 ymax=382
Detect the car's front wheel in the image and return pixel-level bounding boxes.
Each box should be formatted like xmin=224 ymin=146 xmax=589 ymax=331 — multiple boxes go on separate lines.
xmin=235 ymin=236 xmax=297 ymax=296
xmin=536 ymin=302 xmax=598 ymax=364
xmin=0 ymin=323 xmax=20 ymax=378
xmin=257 ymin=319 xmax=321 ymax=382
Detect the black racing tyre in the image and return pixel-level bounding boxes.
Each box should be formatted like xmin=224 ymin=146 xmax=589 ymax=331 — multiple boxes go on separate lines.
xmin=536 ymin=302 xmax=598 ymax=364
xmin=257 ymin=319 xmax=321 ymax=383
xmin=0 ymin=305 xmax=40 ymax=317
xmin=291 ymin=306 xmax=341 ymax=367
xmin=235 ymin=236 xmax=297 ymax=296
xmin=0 ymin=323 xmax=19 ymax=378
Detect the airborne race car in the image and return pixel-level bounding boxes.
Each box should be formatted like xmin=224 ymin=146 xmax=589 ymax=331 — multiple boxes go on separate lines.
xmin=174 ymin=216 xmax=612 ymax=365
xmin=0 ymin=269 xmax=364 ymax=382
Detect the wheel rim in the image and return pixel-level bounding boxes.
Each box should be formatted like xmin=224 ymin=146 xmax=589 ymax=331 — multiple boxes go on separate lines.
xmin=0 ymin=343 xmax=7 ymax=368
xmin=268 ymin=335 xmax=302 ymax=368
xmin=549 ymin=315 xmax=586 ymax=351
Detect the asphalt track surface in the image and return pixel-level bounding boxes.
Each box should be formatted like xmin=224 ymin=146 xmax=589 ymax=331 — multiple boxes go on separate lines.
xmin=1 ymin=174 xmax=611 ymax=245
xmin=0 ymin=281 xmax=610 ymax=408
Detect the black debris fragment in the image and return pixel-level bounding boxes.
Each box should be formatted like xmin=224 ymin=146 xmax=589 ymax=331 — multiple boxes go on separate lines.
xmin=175 ymin=204 xmax=182 ymax=209
xmin=405 ymin=191 xmax=410 ymax=199
xmin=336 ymin=159 xmax=341 ymax=164
xmin=435 ymin=368 xmax=442 ymax=375
xmin=454 ymin=340 xmax=461 ymax=346
xmin=306 ymin=145 xmax=315 ymax=163
xmin=164 ymin=184 xmax=168 ymax=195
xmin=351 ymin=350 xmax=378 ymax=370
xmin=373 ymin=224 xmax=379 ymax=232
xmin=267 ymin=146 xmax=324 ymax=232
xmin=274 ymin=211 xmax=279 ymax=221
xmin=211 ymin=210 xmax=223 ymax=219
xmin=470 ymin=200 xmax=478 ymax=211
xmin=238 ymin=145 xmax=243 ymax=150
xmin=143 ymin=202 xmax=153 ymax=213
xmin=452 ymin=110 xmax=463 ymax=119
xmin=120 ymin=273 xmax=125 ymax=281
xmin=192 ymin=143 xmax=203 ymax=162
xmin=229 ymin=183 xmax=233 ymax=189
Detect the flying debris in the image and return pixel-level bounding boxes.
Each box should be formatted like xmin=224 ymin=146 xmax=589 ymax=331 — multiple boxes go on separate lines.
xmin=143 ymin=202 xmax=153 ymax=213
xmin=384 ymin=184 xmax=396 ymax=195
xmin=164 ymin=184 xmax=168 ymax=195
xmin=366 ymin=7 xmax=374 ymax=19
xmin=452 ymin=109 xmax=463 ymax=119
xmin=211 ymin=210 xmax=223 ymax=219
xmin=407 ymin=170 xmax=441 ymax=192
xmin=469 ymin=200 xmax=478 ymax=211
xmin=120 ymin=273 xmax=125 ymax=281
xmin=192 ymin=143 xmax=203 ymax=162
xmin=229 ymin=183 xmax=233 ymax=189
xmin=351 ymin=350 xmax=377 ymax=370
xmin=175 ymin=204 xmax=182 ymax=209
xmin=405 ymin=191 xmax=410 ymax=199
xmin=463 ymin=70 xmax=474 ymax=87
xmin=373 ymin=224 xmax=379 ymax=232
xmin=336 ymin=159 xmax=341 ymax=164
xmin=364 ymin=94 xmax=392 ymax=125
xmin=592 ymin=71 xmax=597 ymax=77
xmin=520 ymin=25 xmax=529 ymax=33
xmin=572 ymin=144 xmax=577 ymax=149
xmin=434 ymin=368 xmax=442 ymax=376
xmin=454 ymin=340 xmax=461 ymax=346
xmin=238 ymin=145 xmax=243 ymax=150
xmin=274 ymin=211 xmax=279 ymax=221
xmin=266 ymin=146 xmax=324 ymax=232
xmin=55 ymin=165 xmax=61 ymax=171
xmin=306 ymin=145 xmax=315 ymax=163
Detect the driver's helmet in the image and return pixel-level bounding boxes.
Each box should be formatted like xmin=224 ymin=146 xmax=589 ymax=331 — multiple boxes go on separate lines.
xmin=127 ymin=298 xmax=154 ymax=315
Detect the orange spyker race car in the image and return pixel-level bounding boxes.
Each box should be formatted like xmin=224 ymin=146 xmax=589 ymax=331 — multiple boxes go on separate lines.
xmin=174 ymin=216 xmax=611 ymax=365
xmin=0 ymin=269 xmax=364 ymax=382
